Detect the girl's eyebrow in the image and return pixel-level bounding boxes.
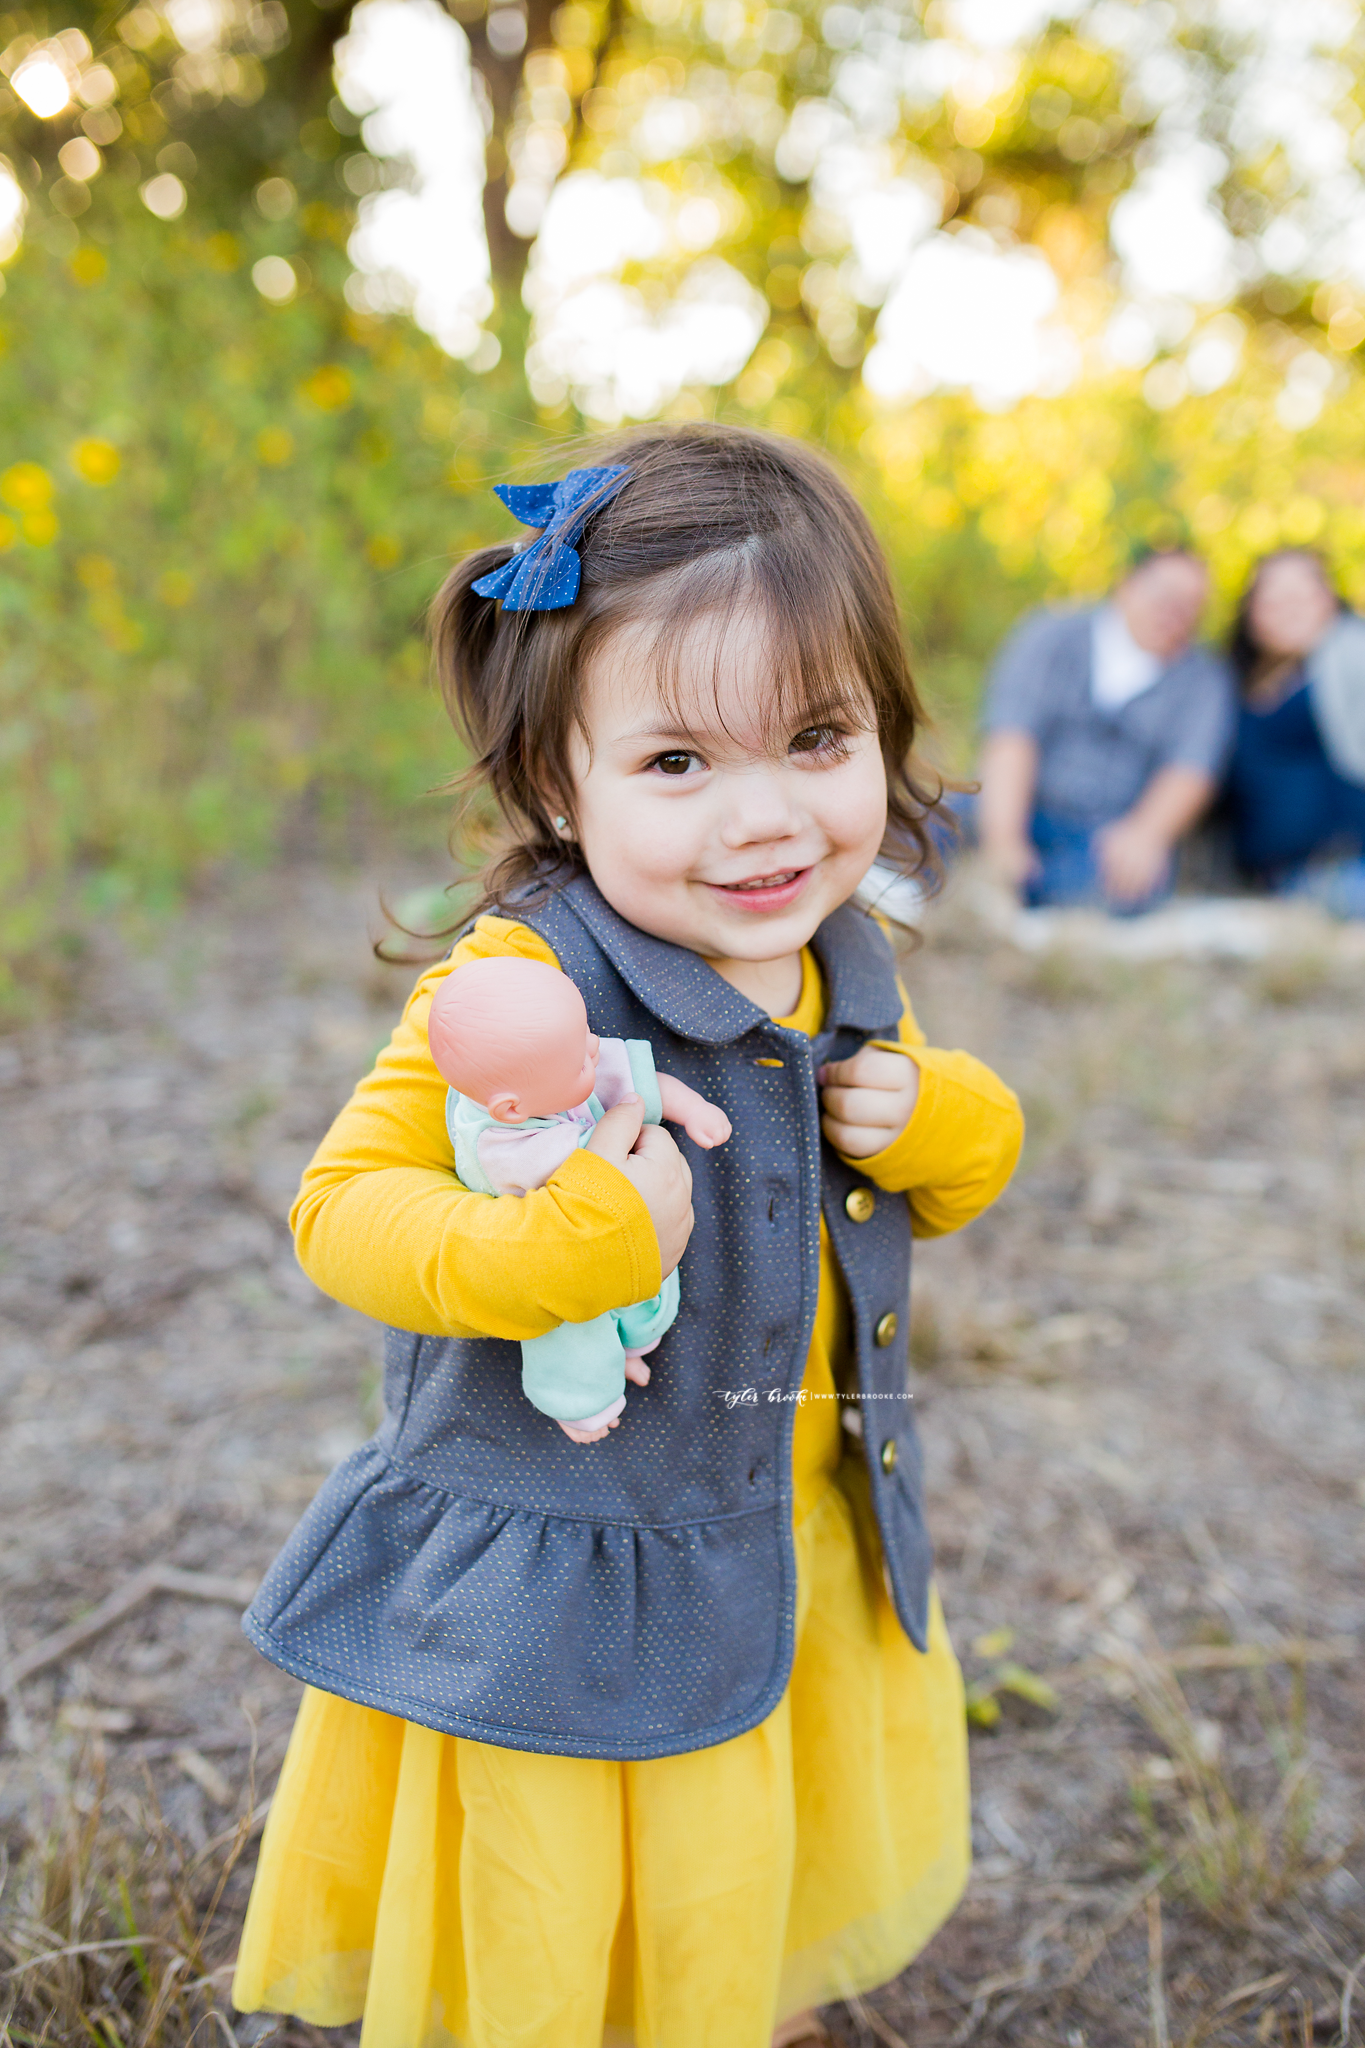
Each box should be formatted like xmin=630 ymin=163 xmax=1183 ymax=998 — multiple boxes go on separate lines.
xmin=612 ymin=722 xmax=709 ymax=747
xmin=610 ymin=707 xmax=852 ymax=752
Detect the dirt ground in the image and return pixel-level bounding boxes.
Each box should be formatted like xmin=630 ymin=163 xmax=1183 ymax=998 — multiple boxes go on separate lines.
xmin=2 ymin=865 xmax=1363 ymax=2047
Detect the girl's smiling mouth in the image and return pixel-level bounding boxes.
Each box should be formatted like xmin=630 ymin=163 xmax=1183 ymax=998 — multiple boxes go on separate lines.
xmin=706 ymin=867 xmax=813 ymax=911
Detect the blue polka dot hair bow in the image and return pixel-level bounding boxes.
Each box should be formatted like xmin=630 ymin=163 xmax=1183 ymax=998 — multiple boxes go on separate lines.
xmin=471 ymin=465 xmax=630 ymax=612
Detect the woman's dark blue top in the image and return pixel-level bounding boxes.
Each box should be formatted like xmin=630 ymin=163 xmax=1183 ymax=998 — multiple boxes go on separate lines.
xmin=1229 ymin=678 xmax=1365 ymax=874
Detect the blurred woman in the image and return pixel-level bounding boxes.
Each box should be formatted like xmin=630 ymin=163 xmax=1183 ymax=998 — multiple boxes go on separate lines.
xmin=1227 ymin=549 xmax=1365 ymax=915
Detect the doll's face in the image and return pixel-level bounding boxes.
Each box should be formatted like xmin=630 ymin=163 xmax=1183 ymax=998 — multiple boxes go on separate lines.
xmin=563 ymin=605 xmax=887 ymax=978
xmin=488 ymin=1025 xmax=601 ymax=1123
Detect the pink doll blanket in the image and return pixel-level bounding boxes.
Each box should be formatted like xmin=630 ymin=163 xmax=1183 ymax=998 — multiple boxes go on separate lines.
xmin=446 ymin=1037 xmax=662 ymax=1198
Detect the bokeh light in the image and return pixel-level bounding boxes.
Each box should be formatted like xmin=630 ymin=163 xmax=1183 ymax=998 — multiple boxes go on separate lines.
xmin=140 ymin=173 xmax=188 ymax=221
xmin=12 ymin=53 xmax=71 ymax=118
xmin=252 ymin=255 xmax=298 ymax=302
xmin=335 ymin=0 xmax=493 ymax=361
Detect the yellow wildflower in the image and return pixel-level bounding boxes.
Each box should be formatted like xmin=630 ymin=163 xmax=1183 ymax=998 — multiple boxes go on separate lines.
xmin=1 ymin=462 xmax=54 ymax=512
xmin=302 ymin=364 xmax=353 ymax=411
xmin=71 ymin=439 xmax=121 ymax=485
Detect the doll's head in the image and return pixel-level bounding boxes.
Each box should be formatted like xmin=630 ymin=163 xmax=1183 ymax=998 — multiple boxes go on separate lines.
xmin=430 ymin=424 xmax=944 ymax=965
xmin=427 ymin=958 xmax=600 ymax=1123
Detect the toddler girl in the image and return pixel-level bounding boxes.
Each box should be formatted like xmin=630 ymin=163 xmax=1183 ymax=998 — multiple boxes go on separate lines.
xmin=233 ymin=424 xmax=1023 ymax=2048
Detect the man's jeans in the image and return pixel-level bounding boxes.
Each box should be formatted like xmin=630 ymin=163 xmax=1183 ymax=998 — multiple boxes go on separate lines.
xmin=945 ymin=796 xmax=1174 ymax=916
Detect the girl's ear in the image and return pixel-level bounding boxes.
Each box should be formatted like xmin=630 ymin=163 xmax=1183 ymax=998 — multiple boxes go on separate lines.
xmin=539 ymin=789 xmax=574 ymax=839
xmin=487 ymin=1091 xmax=524 ymax=1124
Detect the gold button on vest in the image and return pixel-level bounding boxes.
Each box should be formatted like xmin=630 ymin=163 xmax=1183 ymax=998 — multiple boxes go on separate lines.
xmin=874 ymin=1311 xmax=898 ymax=1347
xmin=845 ymin=1187 xmax=875 ymax=1223
xmin=880 ymin=1438 xmax=898 ymax=1473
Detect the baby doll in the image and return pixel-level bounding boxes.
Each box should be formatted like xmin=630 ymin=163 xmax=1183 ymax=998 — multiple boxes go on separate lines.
xmin=427 ymin=956 xmax=731 ymax=1443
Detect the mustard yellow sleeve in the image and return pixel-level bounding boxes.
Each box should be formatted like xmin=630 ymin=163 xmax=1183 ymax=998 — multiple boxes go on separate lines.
xmin=842 ymin=977 xmax=1024 ymax=1239
xmin=288 ymin=915 xmax=663 ymax=1339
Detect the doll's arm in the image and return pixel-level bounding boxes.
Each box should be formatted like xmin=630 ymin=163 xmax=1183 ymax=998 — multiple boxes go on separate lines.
xmin=595 ymin=1041 xmax=728 ymax=1146
xmin=656 ymin=1073 xmax=732 ymax=1149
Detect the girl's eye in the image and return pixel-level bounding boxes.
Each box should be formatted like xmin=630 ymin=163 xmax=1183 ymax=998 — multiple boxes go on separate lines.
xmin=649 ymin=750 xmax=705 ymax=777
xmin=789 ymin=725 xmax=849 ymax=759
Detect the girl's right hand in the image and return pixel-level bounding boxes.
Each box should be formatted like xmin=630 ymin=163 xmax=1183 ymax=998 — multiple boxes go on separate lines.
xmin=587 ymin=1096 xmax=695 ymax=1277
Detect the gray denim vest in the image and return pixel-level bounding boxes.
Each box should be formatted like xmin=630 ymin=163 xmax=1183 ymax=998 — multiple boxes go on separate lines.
xmin=243 ymin=877 xmax=932 ymax=1760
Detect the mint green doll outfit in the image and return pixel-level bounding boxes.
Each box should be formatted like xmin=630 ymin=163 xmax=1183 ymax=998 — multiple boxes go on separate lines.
xmin=446 ymin=1037 xmax=681 ymax=1425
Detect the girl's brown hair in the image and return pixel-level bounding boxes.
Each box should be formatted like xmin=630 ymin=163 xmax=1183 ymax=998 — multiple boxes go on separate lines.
xmin=431 ymin=423 xmax=943 ymax=914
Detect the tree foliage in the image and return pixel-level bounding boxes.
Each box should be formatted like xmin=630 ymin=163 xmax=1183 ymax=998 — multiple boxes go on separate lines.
xmin=3 ymin=0 xmax=1365 ymax=997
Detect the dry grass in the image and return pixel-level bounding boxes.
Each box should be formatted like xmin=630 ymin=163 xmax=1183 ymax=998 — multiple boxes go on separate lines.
xmin=860 ymin=1631 xmax=1363 ymax=2048
xmin=826 ymin=897 xmax=1365 ymax=2048
xmin=4 ymin=871 xmax=1363 ymax=2048
xmin=1126 ymin=1650 xmax=1328 ymax=1930
xmin=1 ymin=1743 xmax=263 ymax=2047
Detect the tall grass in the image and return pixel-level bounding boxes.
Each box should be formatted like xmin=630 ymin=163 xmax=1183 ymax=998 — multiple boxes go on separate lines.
xmin=0 ymin=181 xmax=522 ymax=1000
xmin=1126 ymin=1649 xmax=1329 ymax=1927
xmin=1 ymin=1744 xmax=263 ymax=2045
xmin=0 ymin=183 xmax=1001 ymax=1011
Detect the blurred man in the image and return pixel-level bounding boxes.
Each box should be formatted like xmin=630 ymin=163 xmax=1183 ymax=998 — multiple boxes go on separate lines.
xmin=975 ymin=548 xmax=1234 ymax=910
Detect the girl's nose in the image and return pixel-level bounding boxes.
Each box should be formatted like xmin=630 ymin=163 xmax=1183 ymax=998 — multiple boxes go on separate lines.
xmin=717 ymin=768 xmax=803 ymax=848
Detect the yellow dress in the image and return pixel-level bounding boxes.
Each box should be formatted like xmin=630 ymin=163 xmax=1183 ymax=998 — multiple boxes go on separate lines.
xmin=234 ymin=927 xmax=1023 ymax=2048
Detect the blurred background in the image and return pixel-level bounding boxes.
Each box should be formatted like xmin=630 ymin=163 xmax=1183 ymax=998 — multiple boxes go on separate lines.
xmin=4 ymin=8 xmax=1365 ymax=2046
xmin=5 ymin=0 xmax=1365 ymax=985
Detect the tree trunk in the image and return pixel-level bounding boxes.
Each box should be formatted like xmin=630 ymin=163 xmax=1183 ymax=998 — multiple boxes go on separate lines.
xmin=459 ymin=0 xmax=619 ymax=303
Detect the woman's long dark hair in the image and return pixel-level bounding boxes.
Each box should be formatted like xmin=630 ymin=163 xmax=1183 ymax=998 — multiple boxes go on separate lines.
xmin=428 ymin=423 xmax=944 ymax=918
xmin=1229 ymin=547 xmax=1345 ymax=692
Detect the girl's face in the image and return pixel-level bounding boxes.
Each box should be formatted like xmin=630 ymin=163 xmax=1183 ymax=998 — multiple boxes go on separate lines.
xmin=1247 ymin=554 xmax=1338 ymax=660
xmin=564 ymin=606 xmax=889 ymax=973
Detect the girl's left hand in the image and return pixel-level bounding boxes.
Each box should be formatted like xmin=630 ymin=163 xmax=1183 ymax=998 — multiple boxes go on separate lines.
xmin=817 ymin=1046 xmax=921 ymax=1160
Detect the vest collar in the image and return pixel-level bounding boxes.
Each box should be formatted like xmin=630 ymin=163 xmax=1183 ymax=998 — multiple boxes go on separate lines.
xmin=810 ymin=897 xmax=905 ymax=1040
xmin=557 ymin=875 xmax=901 ymax=1046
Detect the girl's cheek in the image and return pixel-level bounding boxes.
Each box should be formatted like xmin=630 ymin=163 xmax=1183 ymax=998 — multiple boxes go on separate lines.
xmin=627 ymin=799 xmax=698 ymax=879
xmin=832 ymin=752 xmax=889 ymax=846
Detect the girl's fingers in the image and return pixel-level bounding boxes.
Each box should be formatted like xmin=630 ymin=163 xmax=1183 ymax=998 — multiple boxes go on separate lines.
xmin=818 ymin=1048 xmax=911 ymax=1089
xmin=631 ymin=1122 xmax=693 ymax=1195
xmin=585 ymin=1095 xmax=647 ymax=1165
xmin=820 ymin=1114 xmax=890 ymax=1159
xmin=819 ymin=1085 xmax=904 ymax=1125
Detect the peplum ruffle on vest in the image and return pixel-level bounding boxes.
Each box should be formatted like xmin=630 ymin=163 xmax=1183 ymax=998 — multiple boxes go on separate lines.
xmin=243 ymin=1440 xmax=788 ymax=1759
xmin=245 ymin=878 xmax=933 ymax=1761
